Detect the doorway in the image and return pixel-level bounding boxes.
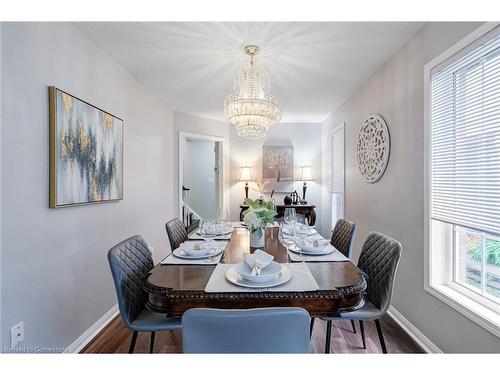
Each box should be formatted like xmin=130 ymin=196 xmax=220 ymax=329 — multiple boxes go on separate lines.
xmin=179 ymin=132 xmax=225 ymax=232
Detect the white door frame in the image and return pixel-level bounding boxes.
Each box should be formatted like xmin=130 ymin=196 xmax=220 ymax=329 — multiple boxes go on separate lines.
xmin=178 ymin=132 xmax=228 ymax=220
xmin=330 ymin=123 xmax=345 ymax=230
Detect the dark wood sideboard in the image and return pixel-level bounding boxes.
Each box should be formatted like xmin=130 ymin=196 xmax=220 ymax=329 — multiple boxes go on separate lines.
xmin=239 ymin=204 xmax=316 ymax=226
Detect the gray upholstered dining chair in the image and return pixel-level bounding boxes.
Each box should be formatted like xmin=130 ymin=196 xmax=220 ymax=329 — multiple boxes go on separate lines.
xmin=165 ymin=218 xmax=189 ymax=251
xmin=310 ymin=218 xmax=357 ymax=337
xmin=182 ymin=307 xmax=310 ymax=353
xmin=322 ymin=231 xmax=402 ymax=353
xmin=108 ymin=235 xmax=182 ymax=353
xmin=330 ymin=219 xmax=357 ymax=258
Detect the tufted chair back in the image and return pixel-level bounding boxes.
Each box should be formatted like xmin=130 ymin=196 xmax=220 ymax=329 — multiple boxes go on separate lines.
xmin=330 ymin=219 xmax=357 ymax=258
xmin=165 ymin=218 xmax=189 ymax=251
xmin=108 ymin=235 xmax=154 ymax=330
xmin=357 ymin=232 xmax=401 ymax=313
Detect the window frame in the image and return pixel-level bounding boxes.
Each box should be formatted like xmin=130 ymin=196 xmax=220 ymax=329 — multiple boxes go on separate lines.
xmin=424 ymin=22 xmax=500 ymax=339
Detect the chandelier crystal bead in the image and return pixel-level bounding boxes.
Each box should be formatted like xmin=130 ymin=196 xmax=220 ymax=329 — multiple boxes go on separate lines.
xmin=224 ymin=45 xmax=281 ymax=139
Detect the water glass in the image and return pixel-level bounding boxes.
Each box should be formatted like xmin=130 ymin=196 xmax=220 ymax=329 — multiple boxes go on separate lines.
xmin=217 ymin=208 xmax=229 ymax=223
xmin=278 ymin=222 xmax=294 ymax=249
xmin=199 ymin=220 xmax=216 ymax=262
xmin=294 ymin=215 xmax=310 ymax=261
xmin=284 ymin=207 xmax=296 ymax=225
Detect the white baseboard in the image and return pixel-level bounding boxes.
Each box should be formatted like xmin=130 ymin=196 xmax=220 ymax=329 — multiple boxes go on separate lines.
xmin=387 ymin=305 xmax=442 ymax=353
xmin=64 ymin=303 xmax=438 ymax=353
xmin=64 ymin=304 xmax=119 ymax=353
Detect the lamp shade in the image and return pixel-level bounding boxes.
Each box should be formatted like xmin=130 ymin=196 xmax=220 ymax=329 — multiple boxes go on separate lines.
xmin=298 ymin=165 xmax=314 ymax=181
xmin=238 ymin=166 xmax=254 ymax=182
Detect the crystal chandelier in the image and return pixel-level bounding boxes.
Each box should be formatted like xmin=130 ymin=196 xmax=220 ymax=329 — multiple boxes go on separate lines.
xmin=224 ymin=45 xmax=281 ymax=139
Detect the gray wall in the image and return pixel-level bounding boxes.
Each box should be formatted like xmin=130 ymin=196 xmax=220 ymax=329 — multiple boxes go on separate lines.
xmin=1 ymin=23 xmax=174 ymax=351
xmin=182 ymin=139 xmax=216 ymax=220
xmin=0 ymin=22 xmax=3 ymax=346
xmin=320 ymin=22 xmax=500 ymax=352
xmin=174 ymin=113 xmax=322 ymax=226
xmin=230 ymin=123 xmax=322 ymax=227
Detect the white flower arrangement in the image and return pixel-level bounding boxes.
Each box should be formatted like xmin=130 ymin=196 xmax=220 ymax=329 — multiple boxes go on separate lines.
xmin=242 ymin=199 xmax=277 ymax=233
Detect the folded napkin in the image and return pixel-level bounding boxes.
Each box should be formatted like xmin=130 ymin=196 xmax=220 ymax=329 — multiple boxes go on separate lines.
xmin=244 ymin=249 xmax=274 ymax=269
xmin=300 ymin=238 xmax=330 ymax=250
xmin=180 ymin=241 xmax=212 ymax=250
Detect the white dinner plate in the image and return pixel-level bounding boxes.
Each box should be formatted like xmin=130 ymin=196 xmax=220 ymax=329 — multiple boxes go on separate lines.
xmin=235 ymin=261 xmax=282 ymax=283
xmin=173 ymin=246 xmax=224 ymax=259
xmin=179 ymin=241 xmax=213 ymax=256
xmin=282 ymin=227 xmax=317 ymax=236
xmin=197 ymin=225 xmax=233 ymax=236
xmin=225 ymin=264 xmax=292 ymax=288
xmin=301 ymin=239 xmax=330 ymax=252
xmin=287 ymin=243 xmax=335 ymax=256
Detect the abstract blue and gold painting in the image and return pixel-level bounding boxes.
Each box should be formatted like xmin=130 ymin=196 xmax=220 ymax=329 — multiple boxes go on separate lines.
xmin=49 ymin=87 xmax=123 ymax=207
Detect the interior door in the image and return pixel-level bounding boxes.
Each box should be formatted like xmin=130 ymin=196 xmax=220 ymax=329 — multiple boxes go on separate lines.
xmin=331 ymin=123 xmax=345 ymax=229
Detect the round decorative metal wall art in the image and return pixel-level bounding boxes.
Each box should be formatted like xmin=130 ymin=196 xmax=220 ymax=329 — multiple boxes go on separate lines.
xmin=356 ymin=114 xmax=390 ymax=183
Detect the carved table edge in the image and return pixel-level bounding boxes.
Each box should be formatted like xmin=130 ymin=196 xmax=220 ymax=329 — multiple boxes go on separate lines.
xmin=143 ymin=272 xmax=367 ymax=300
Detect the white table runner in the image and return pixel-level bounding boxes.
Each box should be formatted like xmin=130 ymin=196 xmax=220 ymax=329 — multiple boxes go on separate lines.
xmin=160 ymin=241 xmax=228 ymax=265
xmin=204 ymin=262 xmax=319 ymax=293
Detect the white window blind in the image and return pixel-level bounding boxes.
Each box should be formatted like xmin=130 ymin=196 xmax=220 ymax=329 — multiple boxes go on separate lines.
xmin=431 ymin=26 xmax=500 ymax=237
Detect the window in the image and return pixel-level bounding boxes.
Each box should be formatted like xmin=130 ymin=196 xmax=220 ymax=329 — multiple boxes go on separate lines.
xmin=454 ymin=226 xmax=500 ymax=302
xmin=425 ymin=24 xmax=500 ymax=337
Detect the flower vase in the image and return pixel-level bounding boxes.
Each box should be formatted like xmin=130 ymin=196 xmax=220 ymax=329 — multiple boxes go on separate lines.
xmin=250 ymin=228 xmax=265 ymax=248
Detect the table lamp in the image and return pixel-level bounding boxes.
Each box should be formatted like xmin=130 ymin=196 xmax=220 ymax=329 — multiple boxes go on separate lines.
xmin=238 ymin=166 xmax=254 ymax=200
xmin=298 ymin=165 xmax=314 ymax=204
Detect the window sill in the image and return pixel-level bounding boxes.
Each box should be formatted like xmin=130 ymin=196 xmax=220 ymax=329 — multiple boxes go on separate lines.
xmin=425 ymin=283 xmax=500 ymax=339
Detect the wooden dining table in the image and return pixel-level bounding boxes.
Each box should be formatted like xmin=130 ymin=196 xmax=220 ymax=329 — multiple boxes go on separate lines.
xmin=144 ymin=227 xmax=367 ymax=318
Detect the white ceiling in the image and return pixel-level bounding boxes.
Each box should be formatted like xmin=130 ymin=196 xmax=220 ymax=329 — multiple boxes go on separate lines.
xmin=76 ymin=22 xmax=425 ymax=123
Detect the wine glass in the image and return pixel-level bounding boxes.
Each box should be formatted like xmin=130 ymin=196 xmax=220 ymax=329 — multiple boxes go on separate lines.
xmin=217 ymin=208 xmax=230 ymax=233
xmin=218 ymin=209 xmax=229 ymax=223
xmin=278 ymin=222 xmax=295 ymax=250
xmin=294 ymin=214 xmax=310 ymax=261
xmin=284 ymin=207 xmax=296 ymax=225
xmin=199 ymin=220 xmax=216 ymax=263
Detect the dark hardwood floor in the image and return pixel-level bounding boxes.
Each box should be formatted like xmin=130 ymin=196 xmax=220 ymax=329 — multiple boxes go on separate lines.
xmin=82 ymin=313 xmax=425 ymax=354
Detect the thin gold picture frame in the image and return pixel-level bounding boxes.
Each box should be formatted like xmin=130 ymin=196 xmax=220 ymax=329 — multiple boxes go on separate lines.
xmin=49 ymin=86 xmax=124 ymax=208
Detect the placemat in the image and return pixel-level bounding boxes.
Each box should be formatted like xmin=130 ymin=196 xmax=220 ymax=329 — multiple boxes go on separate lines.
xmin=204 ymin=262 xmax=319 ymax=293
xmin=287 ymin=245 xmax=349 ymax=262
xmin=160 ymin=241 xmax=228 ymax=265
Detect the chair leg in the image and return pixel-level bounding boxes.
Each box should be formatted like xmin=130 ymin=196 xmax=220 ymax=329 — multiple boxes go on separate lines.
xmin=150 ymin=331 xmax=156 ymax=354
xmin=310 ymin=317 xmax=315 ymax=338
xmin=129 ymin=331 xmax=138 ymax=353
xmin=350 ymin=319 xmax=356 ymax=334
xmin=325 ymin=321 xmax=332 ymax=354
xmin=375 ymin=319 xmax=387 ymax=353
xmin=359 ymin=321 xmax=366 ymax=349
